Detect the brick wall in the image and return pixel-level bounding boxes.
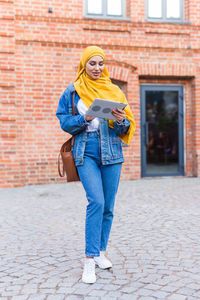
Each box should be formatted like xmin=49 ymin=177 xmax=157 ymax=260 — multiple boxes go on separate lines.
xmin=0 ymin=0 xmax=200 ymax=187
xmin=0 ymin=0 xmax=18 ymax=187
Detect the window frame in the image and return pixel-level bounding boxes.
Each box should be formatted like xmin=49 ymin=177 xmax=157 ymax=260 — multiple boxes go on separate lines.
xmin=84 ymin=0 xmax=128 ymax=21
xmin=146 ymin=0 xmax=184 ymax=23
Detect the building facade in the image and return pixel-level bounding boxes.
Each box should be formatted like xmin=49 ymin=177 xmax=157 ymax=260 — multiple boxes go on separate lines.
xmin=0 ymin=0 xmax=200 ymax=187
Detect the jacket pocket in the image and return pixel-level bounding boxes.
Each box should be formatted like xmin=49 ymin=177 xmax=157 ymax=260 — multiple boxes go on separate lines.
xmin=109 ymin=137 xmax=123 ymax=158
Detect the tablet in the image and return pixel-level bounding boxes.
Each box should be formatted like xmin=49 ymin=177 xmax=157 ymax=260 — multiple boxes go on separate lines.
xmin=85 ymin=98 xmax=127 ymax=120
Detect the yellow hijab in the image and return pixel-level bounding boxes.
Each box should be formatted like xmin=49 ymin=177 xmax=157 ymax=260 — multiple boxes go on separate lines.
xmin=74 ymin=46 xmax=135 ymax=145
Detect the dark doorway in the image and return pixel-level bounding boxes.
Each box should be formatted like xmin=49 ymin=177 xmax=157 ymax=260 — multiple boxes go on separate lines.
xmin=140 ymin=85 xmax=184 ymax=177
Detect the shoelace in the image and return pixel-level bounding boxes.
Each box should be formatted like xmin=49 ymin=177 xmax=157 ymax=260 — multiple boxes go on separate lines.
xmin=85 ymin=261 xmax=94 ymax=274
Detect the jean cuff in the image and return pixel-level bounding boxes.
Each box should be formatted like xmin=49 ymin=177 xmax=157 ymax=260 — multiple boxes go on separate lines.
xmin=78 ymin=115 xmax=90 ymax=127
xmin=100 ymin=248 xmax=106 ymax=251
xmin=85 ymin=252 xmax=100 ymax=257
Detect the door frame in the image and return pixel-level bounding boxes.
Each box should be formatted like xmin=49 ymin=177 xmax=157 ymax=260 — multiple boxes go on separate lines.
xmin=140 ymin=84 xmax=184 ymax=177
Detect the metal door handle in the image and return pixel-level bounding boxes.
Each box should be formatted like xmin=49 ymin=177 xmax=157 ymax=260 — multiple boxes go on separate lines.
xmin=145 ymin=122 xmax=149 ymax=145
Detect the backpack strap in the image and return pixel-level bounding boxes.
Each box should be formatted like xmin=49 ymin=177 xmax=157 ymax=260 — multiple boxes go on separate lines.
xmin=71 ymin=91 xmax=75 ymax=147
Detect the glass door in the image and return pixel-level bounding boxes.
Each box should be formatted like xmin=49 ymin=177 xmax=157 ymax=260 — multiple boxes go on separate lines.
xmin=141 ymin=85 xmax=184 ymax=177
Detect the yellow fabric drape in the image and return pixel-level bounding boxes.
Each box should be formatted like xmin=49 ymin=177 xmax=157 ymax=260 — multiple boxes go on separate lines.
xmin=74 ymin=46 xmax=136 ymax=145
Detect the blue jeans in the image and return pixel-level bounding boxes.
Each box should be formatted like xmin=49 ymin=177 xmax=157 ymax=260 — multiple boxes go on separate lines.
xmin=77 ymin=131 xmax=122 ymax=257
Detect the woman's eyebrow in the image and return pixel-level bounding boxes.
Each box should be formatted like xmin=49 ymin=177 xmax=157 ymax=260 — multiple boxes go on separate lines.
xmin=89 ymin=60 xmax=104 ymax=63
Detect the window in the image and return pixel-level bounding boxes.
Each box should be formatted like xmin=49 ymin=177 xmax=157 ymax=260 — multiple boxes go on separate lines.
xmin=85 ymin=0 xmax=126 ymax=20
xmin=147 ymin=0 xmax=184 ymax=22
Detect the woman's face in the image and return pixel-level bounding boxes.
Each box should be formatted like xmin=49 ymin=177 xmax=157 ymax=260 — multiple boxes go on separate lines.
xmin=85 ymin=55 xmax=104 ymax=79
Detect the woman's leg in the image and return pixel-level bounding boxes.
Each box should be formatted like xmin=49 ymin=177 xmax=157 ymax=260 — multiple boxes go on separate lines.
xmin=100 ymin=163 xmax=122 ymax=251
xmin=77 ymin=156 xmax=105 ymax=257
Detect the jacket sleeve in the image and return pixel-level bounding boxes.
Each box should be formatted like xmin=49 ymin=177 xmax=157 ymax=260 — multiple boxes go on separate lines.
xmin=56 ymin=88 xmax=89 ymax=135
xmin=113 ymin=118 xmax=130 ymax=136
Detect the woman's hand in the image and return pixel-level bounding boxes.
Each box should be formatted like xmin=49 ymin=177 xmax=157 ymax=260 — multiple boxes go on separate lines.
xmin=112 ymin=108 xmax=125 ymax=122
xmin=85 ymin=115 xmax=95 ymax=122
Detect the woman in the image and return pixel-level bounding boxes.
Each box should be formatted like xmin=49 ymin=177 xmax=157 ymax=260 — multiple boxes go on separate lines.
xmin=56 ymin=46 xmax=135 ymax=284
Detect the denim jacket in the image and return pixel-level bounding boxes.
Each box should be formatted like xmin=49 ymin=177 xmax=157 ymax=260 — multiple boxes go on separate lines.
xmin=56 ymin=84 xmax=130 ymax=166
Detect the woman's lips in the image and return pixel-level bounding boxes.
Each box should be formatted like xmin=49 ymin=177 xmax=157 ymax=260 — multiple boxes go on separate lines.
xmin=93 ymin=72 xmax=100 ymax=76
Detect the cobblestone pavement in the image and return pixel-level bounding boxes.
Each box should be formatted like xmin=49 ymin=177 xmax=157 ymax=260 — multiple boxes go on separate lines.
xmin=0 ymin=177 xmax=200 ymax=300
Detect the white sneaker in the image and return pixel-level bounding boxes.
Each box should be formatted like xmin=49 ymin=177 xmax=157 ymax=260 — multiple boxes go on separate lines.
xmin=94 ymin=252 xmax=112 ymax=269
xmin=82 ymin=258 xmax=96 ymax=284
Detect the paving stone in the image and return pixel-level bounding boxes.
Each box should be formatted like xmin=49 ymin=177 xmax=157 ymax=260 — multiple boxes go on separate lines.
xmin=65 ymin=296 xmax=83 ymax=300
xmin=151 ymin=290 xmax=170 ymax=298
xmin=121 ymin=286 xmax=139 ymax=293
xmin=89 ymin=290 xmax=107 ymax=297
xmin=39 ymin=288 xmax=58 ymax=294
xmin=5 ymin=285 xmax=21 ymax=292
xmin=106 ymin=291 xmax=123 ymax=297
xmin=101 ymin=284 xmax=120 ymax=291
xmin=191 ymin=291 xmax=200 ymax=298
xmin=56 ymin=287 xmax=76 ymax=294
xmin=28 ymin=295 xmax=46 ymax=300
xmin=168 ymin=294 xmax=187 ymax=300
xmin=94 ymin=278 xmax=112 ymax=284
xmin=11 ymin=296 xmax=28 ymax=300
xmin=40 ymin=281 xmax=59 ymax=288
xmin=83 ymin=297 xmax=99 ymax=300
xmin=177 ymin=287 xmax=197 ymax=296
xmin=88 ymin=283 xmax=105 ymax=290
xmin=112 ymin=279 xmax=130 ymax=285
xmin=139 ymin=298 xmax=156 ymax=300
xmin=187 ymin=283 xmax=200 ymax=290
xmin=169 ymin=281 xmax=186 ymax=288
xmin=145 ymin=283 xmax=161 ymax=291
xmin=120 ymin=295 xmax=139 ymax=300
xmin=135 ymin=288 xmax=156 ymax=297
xmin=1 ymin=291 xmax=19 ymax=297
xmin=47 ymin=296 xmax=65 ymax=300
xmin=73 ymin=287 xmax=92 ymax=296
xmin=160 ymin=285 xmax=178 ymax=293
